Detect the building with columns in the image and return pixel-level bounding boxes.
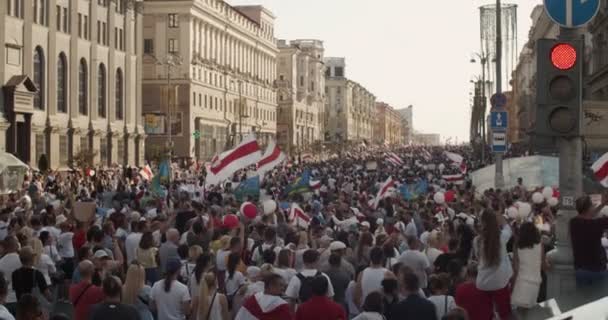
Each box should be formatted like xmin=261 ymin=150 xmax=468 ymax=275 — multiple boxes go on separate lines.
xmin=276 ymin=39 xmax=325 ymax=156
xmin=324 ymin=57 xmax=375 ymax=144
xmin=1 ymin=0 xmax=144 ymax=169
xmin=396 ymin=105 xmax=412 ymax=144
xmin=142 ymin=0 xmax=278 ymax=161
xmin=374 ymin=102 xmax=403 ymax=146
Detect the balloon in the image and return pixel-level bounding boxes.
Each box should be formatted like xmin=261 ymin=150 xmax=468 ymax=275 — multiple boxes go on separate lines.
xmin=438 ymin=164 xmax=446 ymax=172
xmin=445 ymin=190 xmax=455 ymax=202
xmin=542 ymin=187 xmax=553 ymax=200
xmin=222 ymin=214 xmax=239 ymax=229
xmin=548 ymin=197 xmax=559 ymax=207
xmin=517 ymin=202 xmax=532 ymax=219
xmin=532 ymin=192 xmax=544 ymax=204
xmin=240 ymin=202 xmax=258 ymax=220
xmin=507 ymin=207 xmax=518 ymax=219
xmin=553 ymin=188 xmax=560 ymax=199
xmin=433 ymin=192 xmax=445 ymax=204
xmin=262 ymin=200 xmax=277 ymax=215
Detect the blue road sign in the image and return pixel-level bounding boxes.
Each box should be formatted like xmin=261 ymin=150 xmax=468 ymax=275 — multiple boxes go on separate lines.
xmin=492 ymin=132 xmax=507 ymax=153
xmin=490 ymin=93 xmax=507 ymax=109
xmin=490 ymin=111 xmax=508 ymax=130
xmin=544 ymin=0 xmax=600 ymax=28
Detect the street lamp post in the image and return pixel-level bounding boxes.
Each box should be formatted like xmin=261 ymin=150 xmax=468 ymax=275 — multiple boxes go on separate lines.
xmin=471 ymin=53 xmax=490 ymax=164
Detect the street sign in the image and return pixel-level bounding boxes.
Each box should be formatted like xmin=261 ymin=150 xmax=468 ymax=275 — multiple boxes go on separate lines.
xmin=544 ymin=0 xmax=600 ymax=29
xmin=492 ymin=132 xmax=507 ymax=153
xmin=490 ymin=111 xmax=508 ymax=130
xmin=490 ymin=93 xmax=507 ymax=109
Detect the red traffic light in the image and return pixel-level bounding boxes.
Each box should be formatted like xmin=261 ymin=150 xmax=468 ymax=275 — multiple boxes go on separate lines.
xmin=551 ymin=43 xmax=577 ymax=70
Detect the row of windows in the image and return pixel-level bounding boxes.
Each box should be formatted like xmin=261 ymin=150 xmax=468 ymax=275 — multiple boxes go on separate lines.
xmin=56 ymin=5 xmax=69 ymax=33
xmin=32 ymin=47 xmax=124 ymax=119
xmin=38 ymin=133 xmax=127 ymax=167
xmin=190 ymin=91 xmax=277 ymax=122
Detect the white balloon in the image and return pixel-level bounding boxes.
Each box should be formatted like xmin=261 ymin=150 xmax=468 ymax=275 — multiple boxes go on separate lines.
xmin=548 ymin=197 xmax=559 ymax=207
xmin=433 ymin=192 xmax=445 ymax=204
xmin=532 ymin=192 xmax=544 ymax=204
xmin=518 ymin=202 xmax=532 ymax=219
xmin=507 ymin=207 xmax=518 ymax=219
xmin=262 ymin=200 xmax=277 ymax=215
xmin=542 ymin=187 xmax=553 ymax=200
xmin=438 ymin=164 xmax=446 ymax=172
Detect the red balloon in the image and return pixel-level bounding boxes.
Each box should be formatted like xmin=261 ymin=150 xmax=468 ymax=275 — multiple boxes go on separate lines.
xmin=553 ymin=188 xmax=560 ymax=199
xmin=223 ymin=214 xmax=239 ymax=229
xmin=445 ymin=190 xmax=455 ymax=202
xmin=240 ymin=202 xmax=258 ymax=220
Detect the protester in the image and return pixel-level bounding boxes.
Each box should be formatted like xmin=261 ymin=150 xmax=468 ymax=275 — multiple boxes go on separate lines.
xmin=511 ymin=222 xmax=544 ymax=308
xmin=123 ymin=262 xmax=154 ymax=320
xmin=235 ymin=273 xmax=292 ymax=320
xmin=285 ymin=249 xmax=334 ymax=305
xmin=295 ymin=275 xmax=346 ymax=320
xmin=391 ymin=272 xmax=437 ymax=320
xmin=90 ymin=276 xmax=140 ymax=320
xmin=352 ymin=291 xmax=385 ymax=320
xmin=151 ymin=258 xmax=191 ymax=320
xmin=0 ymin=272 xmax=14 ymax=320
xmin=69 ymin=260 xmax=105 ymax=320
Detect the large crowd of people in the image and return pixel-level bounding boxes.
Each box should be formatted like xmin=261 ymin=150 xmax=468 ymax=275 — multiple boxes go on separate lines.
xmin=0 ymin=144 xmax=604 ymax=320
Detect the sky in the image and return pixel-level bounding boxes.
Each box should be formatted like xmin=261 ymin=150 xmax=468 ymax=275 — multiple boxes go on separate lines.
xmin=231 ymin=0 xmax=543 ymax=142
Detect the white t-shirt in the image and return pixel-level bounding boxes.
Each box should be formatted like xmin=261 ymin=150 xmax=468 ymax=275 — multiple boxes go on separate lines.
xmin=43 ymin=245 xmax=61 ymax=263
xmin=285 ymin=269 xmax=334 ymax=300
xmin=0 ymin=252 xmax=22 ymax=303
xmin=428 ymin=295 xmax=456 ymax=320
xmin=360 ymin=267 xmax=389 ymax=301
xmin=425 ymin=247 xmax=443 ymax=266
xmin=0 ymin=304 xmax=15 ymax=320
xmin=251 ymin=243 xmax=282 ymax=265
xmin=57 ymin=232 xmax=74 ymax=258
xmin=151 ymin=279 xmax=191 ymax=320
xmin=216 ymin=249 xmax=230 ymax=271
xmin=225 ymin=271 xmax=246 ymax=295
xmin=180 ymin=262 xmax=196 ymax=284
xmin=398 ymin=250 xmax=430 ymax=288
xmin=36 ymin=254 xmax=56 ymax=285
xmin=125 ymin=232 xmax=143 ymax=264
xmin=274 ymin=267 xmax=297 ymax=284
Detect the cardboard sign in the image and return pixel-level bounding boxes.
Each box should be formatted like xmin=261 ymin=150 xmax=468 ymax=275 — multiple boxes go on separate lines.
xmin=73 ymin=201 xmax=96 ymax=222
xmin=366 ymin=161 xmax=378 ymax=172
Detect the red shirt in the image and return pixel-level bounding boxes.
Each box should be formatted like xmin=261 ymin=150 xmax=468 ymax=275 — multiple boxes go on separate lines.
xmin=455 ymin=281 xmax=492 ymax=320
xmin=73 ymin=229 xmax=86 ymax=252
xmin=295 ymin=296 xmax=346 ymax=320
xmin=69 ymin=281 xmax=104 ymax=320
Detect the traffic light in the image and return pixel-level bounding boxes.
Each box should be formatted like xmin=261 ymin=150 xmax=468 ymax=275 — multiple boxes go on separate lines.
xmin=535 ymin=38 xmax=583 ymax=137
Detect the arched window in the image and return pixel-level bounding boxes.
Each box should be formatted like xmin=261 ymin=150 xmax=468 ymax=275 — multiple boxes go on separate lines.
xmin=98 ymin=63 xmax=106 ymax=118
xmin=57 ymin=53 xmax=67 ymax=113
xmin=33 ymin=47 xmax=45 ymax=110
xmin=79 ymin=59 xmax=88 ymax=115
xmin=115 ymin=69 xmax=123 ymax=120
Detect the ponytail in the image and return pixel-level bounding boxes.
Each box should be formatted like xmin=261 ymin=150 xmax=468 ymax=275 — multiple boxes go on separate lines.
xmin=164 ymin=271 xmax=174 ymax=292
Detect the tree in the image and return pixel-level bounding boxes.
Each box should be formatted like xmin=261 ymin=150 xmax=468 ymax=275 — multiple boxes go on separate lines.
xmin=72 ymin=148 xmax=98 ymax=173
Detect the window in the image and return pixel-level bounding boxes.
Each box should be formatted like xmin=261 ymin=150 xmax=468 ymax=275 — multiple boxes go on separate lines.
xmin=335 ymin=67 xmax=344 ymax=77
xmin=115 ymin=69 xmax=123 ymax=120
xmin=35 ymin=134 xmax=46 ymax=161
xmin=34 ymin=0 xmax=46 ymax=25
xmin=168 ymin=14 xmax=179 ymax=28
xmin=9 ymin=0 xmax=23 ymax=18
xmin=215 ymin=97 xmax=218 ymax=110
xmin=80 ymin=136 xmax=89 ymax=151
xmin=300 ymin=76 xmax=304 ymax=86
xmin=84 ymin=16 xmax=89 ymax=39
xmin=57 ymin=53 xmax=67 ymax=113
xmin=78 ymin=14 xmax=82 ymax=37
xmin=102 ymin=22 xmax=107 ymax=45
xmin=100 ymin=137 xmax=107 ymax=164
xmin=114 ymin=27 xmax=118 ymax=49
xmin=168 ymin=39 xmax=179 ymax=54
xmin=119 ymin=29 xmax=124 ymax=50
xmin=199 ymin=93 xmax=202 ymax=107
xmin=204 ymin=95 xmax=208 ymax=108
xmin=33 ymin=47 xmax=45 ymax=110
xmin=98 ymin=64 xmax=106 ymax=118
xmin=56 ymin=6 xmax=61 ymax=30
xmin=63 ymin=7 xmax=68 ymax=32
xmin=78 ymin=59 xmax=87 ymax=115
xmin=325 ymin=68 xmax=330 ymax=77
xmin=97 ymin=21 xmax=101 ymax=43
xmin=144 ymin=39 xmax=154 ymax=54
xmin=117 ymin=138 xmax=124 ymax=165
xmin=59 ymin=135 xmax=68 ymax=166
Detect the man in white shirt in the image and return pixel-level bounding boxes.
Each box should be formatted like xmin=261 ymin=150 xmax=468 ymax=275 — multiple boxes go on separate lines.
xmin=124 ymin=221 xmax=144 ymax=264
xmin=285 ymin=249 xmax=334 ymax=306
xmin=398 ymin=236 xmax=431 ymax=290
xmin=0 ymin=237 xmax=22 ymax=311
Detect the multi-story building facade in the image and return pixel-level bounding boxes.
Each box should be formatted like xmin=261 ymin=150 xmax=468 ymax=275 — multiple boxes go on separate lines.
xmin=276 ymin=39 xmax=325 ymax=155
xmin=374 ymin=102 xmax=403 ymax=145
xmin=142 ymin=0 xmax=278 ymax=160
xmin=324 ymin=57 xmax=375 ymax=143
xmin=1 ymin=0 xmax=144 ymax=168
xmin=413 ymin=132 xmax=441 ymax=146
xmin=396 ymin=105 xmax=413 ymax=144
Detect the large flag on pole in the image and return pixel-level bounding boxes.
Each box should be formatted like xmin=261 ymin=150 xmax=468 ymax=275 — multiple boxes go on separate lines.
xmin=444 ymin=151 xmax=467 ymax=174
xmin=289 ymin=203 xmax=311 ymax=229
xmin=371 ymin=176 xmax=395 ymax=209
xmin=256 ymin=140 xmax=286 ymax=177
xmin=234 ymin=176 xmax=261 ymax=202
xmin=592 ymin=152 xmax=608 ymax=187
xmin=385 ymin=152 xmax=404 ymax=166
xmin=284 ymin=170 xmax=311 ymax=196
xmin=206 ymin=134 xmax=261 ymax=186
xmin=139 ymin=165 xmax=153 ymax=181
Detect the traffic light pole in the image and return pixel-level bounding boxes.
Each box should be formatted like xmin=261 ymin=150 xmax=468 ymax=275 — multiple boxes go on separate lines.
xmin=494 ymin=0 xmax=505 ymax=189
xmin=546 ymin=26 xmax=583 ymax=300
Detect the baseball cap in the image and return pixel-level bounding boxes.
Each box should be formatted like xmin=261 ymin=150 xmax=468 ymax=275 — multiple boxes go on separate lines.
xmin=329 ymin=241 xmax=346 ymax=251
xmin=94 ymin=250 xmax=110 ymax=260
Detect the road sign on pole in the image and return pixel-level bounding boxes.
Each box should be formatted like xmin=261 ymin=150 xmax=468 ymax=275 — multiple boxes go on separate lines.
xmin=492 ymin=132 xmax=507 ymax=153
xmin=544 ymin=0 xmax=600 ymax=28
xmin=490 ymin=93 xmax=507 ymax=109
xmin=490 ymin=111 xmax=508 ymax=131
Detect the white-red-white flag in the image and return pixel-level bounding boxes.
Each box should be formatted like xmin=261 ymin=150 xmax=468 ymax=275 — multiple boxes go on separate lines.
xmin=205 ymin=134 xmax=261 ymax=186
xmin=422 ymin=149 xmax=433 ymax=161
xmin=139 ymin=165 xmax=153 ymax=181
xmin=256 ymin=140 xmax=286 ymax=177
xmin=371 ymin=176 xmax=395 ymax=209
xmin=442 ymin=173 xmax=465 ymax=185
xmin=235 ymin=292 xmax=292 ymax=320
xmin=385 ymin=152 xmax=404 ymax=166
xmin=309 ymin=180 xmax=321 ymax=190
xmin=289 ymin=203 xmax=311 ymax=229
xmin=444 ymin=151 xmax=467 ymax=174
xmin=592 ymin=152 xmax=608 ymax=187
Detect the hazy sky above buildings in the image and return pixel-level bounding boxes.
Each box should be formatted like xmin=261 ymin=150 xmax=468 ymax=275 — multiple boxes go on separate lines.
xmin=231 ymin=0 xmax=543 ymax=142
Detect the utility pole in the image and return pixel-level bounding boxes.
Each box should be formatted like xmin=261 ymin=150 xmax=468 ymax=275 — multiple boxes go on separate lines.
xmin=494 ymin=0 xmax=505 ymax=189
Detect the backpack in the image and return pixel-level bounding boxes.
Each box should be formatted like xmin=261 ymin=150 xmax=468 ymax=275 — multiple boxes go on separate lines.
xmin=296 ymin=271 xmax=321 ymax=303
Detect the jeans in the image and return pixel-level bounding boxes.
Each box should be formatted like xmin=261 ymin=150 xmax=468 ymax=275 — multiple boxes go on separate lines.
xmin=575 ymin=269 xmax=608 ymax=287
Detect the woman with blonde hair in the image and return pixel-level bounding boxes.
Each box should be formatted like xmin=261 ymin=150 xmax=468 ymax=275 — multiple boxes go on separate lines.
xmin=123 ymin=262 xmax=153 ymax=320
xmin=30 ymin=237 xmax=55 ymax=286
xmin=196 ymin=272 xmax=228 ymax=320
